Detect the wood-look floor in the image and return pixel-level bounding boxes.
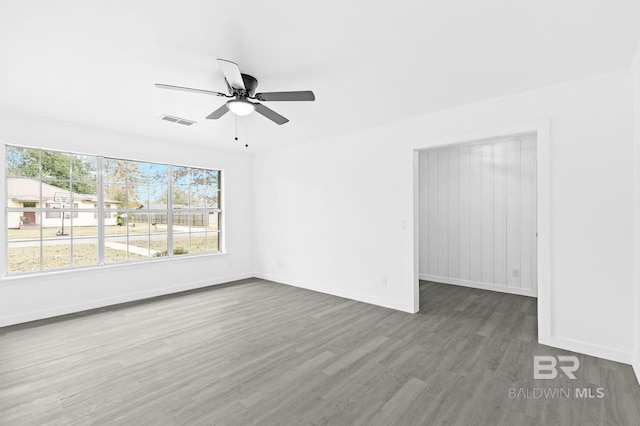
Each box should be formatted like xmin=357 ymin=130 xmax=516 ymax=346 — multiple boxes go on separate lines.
xmin=1 ymin=279 xmax=639 ymax=425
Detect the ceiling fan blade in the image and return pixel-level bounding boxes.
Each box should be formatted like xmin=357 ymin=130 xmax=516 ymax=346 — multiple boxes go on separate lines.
xmin=205 ymin=104 xmax=229 ymax=119
xmin=255 ymin=91 xmax=315 ymax=102
xmin=216 ymin=59 xmax=246 ymax=91
xmin=155 ymin=83 xmax=227 ymax=97
xmin=254 ymin=103 xmax=289 ymax=125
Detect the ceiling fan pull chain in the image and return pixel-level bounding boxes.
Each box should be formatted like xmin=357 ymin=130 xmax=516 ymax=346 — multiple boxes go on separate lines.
xmin=234 ymin=114 xmax=238 ymax=141
xmin=245 ymin=116 xmax=249 ymax=148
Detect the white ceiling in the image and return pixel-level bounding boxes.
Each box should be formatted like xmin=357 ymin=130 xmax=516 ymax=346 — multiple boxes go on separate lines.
xmin=1 ymin=0 xmax=639 ymax=152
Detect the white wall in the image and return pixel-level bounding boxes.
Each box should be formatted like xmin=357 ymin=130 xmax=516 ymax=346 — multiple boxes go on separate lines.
xmin=254 ymin=71 xmax=635 ymax=363
xmin=419 ymin=136 xmax=537 ymax=297
xmin=0 ymin=109 xmax=254 ymax=327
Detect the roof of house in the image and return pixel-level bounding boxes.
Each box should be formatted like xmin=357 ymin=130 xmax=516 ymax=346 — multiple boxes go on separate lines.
xmin=7 ymin=177 xmax=120 ymax=204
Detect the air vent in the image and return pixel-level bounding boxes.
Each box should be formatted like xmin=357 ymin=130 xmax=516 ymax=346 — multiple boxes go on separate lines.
xmin=161 ymin=115 xmax=196 ymax=126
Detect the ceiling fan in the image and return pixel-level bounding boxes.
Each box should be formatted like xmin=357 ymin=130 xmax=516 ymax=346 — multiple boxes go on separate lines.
xmin=155 ymin=59 xmax=315 ymax=125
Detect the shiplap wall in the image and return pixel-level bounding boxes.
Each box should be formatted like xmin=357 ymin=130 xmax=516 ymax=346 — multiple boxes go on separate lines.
xmin=419 ymin=135 xmax=537 ymax=296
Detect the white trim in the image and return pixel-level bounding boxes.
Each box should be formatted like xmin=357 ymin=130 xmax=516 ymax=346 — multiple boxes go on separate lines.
xmin=541 ymin=336 xmax=634 ymax=366
xmin=633 ymin=356 xmax=640 ymax=386
xmin=420 ymin=274 xmax=536 ymax=298
xmin=411 ymin=151 xmax=420 ymax=313
xmin=255 ymin=273 xmax=414 ymax=314
xmin=410 ymin=120 xmax=551 ymax=340
xmin=0 ymin=272 xmax=253 ymax=327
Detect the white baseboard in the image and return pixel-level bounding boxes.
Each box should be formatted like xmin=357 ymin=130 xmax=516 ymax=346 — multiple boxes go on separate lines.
xmin=420 ymin=274 xmax=537 ymax=298
xmin=254 ymin=272 xmax=413 ymax=313
xmin=0 ymin=272 xmax=254 ymax=328
xmin=540 ymin=336 xmax=633 ymax=365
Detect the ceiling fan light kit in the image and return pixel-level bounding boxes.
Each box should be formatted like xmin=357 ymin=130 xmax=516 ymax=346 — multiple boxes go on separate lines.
xmin=227 ymin=98 xmax=255 ymax=116
xmin=156 ymin=58 xmax=315 ymax=129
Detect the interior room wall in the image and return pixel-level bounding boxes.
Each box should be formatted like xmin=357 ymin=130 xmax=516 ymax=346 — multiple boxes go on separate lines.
xmin=0 ymin=109 xmax=254 ymax=327
xmin=419 ymin=135 xmax=537 ymax=297
xmin=254 ymin=71 xmax=635 ymax=364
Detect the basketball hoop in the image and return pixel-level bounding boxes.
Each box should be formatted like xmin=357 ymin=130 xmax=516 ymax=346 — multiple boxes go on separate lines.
xmin=54 ymin=192 xmax=73 ymax=236
xmin=54 ymin=192 xmax=73 ymax=203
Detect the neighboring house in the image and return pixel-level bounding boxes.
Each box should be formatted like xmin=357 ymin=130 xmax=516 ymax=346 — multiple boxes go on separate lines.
xmin=7 ymin=177 xmax=120 ymax=228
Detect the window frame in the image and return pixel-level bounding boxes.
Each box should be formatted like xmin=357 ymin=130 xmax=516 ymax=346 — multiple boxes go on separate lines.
xmin=4 ymin=145 xmax=224 ymax=277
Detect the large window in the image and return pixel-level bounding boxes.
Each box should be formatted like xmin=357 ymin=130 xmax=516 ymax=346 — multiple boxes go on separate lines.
xmin=5 ymin=145 xmax=222 ymax=275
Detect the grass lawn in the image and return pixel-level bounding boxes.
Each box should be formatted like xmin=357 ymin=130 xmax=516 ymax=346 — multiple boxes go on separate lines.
xmin=8 ymin=225 xmax=164 ymax=240
xmin=7 ymin=244 xmax=146 ymax=273
xmin=123 ymin=233 xmax=219 ymax=253
xmin=8 ymin=224 xmax=217 ymax=240
xmin=7 ymin=232 xmax=219 ymax=273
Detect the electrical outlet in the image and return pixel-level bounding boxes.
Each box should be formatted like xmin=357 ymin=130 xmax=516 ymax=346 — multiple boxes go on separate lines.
xmin=278 ymin=260 xmax=285 ymax=269
xmin=382 ymin=277 xmax=388 ymax=287
xmin=512 ymin=268 xmax=520 ymax=278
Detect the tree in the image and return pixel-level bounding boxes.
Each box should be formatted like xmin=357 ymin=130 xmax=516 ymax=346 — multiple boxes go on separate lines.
xmin=7 ymin=147 xmax=96 ymax=193
xmin=103 ymin=158 xmax=144 ymax=208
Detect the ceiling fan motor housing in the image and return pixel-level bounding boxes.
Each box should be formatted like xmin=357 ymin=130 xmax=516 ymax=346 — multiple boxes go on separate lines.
xmin=225 ymin=74 xmax=258 ymax=97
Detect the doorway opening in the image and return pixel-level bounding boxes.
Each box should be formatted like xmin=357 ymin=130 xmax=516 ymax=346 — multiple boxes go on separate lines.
xmin=410 ymin=121 xmax=550 ymax=344
xmin=418 ymin=134 xmax=537 ymax=297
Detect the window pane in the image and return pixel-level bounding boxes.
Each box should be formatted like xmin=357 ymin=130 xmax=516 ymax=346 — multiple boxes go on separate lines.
xmin=104 ymin=236 xmax=129 ymax=263
xmin=173 ymin=166 xmax=189 ymax=187
xmin=105 ymin=214 xmax=130 ymax=237
xmin=7 ymin=146 xmax=40 ymax=178
xmin=104 ymin=205 xmax=117 ymax=224
xmin=73 ymin=209 xmax=97 ymax=230
xmin=173 ymin=234 xmax=190 ymax=255
xmin=42 ymin=238 xmax=71 ymax=270
xmin=206 ymin=190 xmax=219 ymax=208
xmin=71 ymin=181 xmax=97 ymax=197
xmin=188 ymin=211 xmax=208 ymax=231
xmin=190 ymin=232 xmax=207 ymax=254
xmin=205 ymin=169 xmax=219 ymax=189
xmin=207 ymin=212 xmax=220 ymax=231
xmin=127 ymin=234 xmax=150 ymax=258
xmin=42 ymin=180 xmax=71 ymax=209
xmin=172 ymin=212 xmax=190 ymax=232
xmin=129 ymin=212 xmax=150 ymax=234
xmin=150 ymin=233 xmax=168 ymax=257
xmin=172 ymin=187 xmax=189 ymax=208
xmin=128 ymin=161 xmax=148 ymax=184
xmin=148 ymin=186 xmax=168 ymax=208
xmin=103 ymin=158 xmax=127 ymax=183
xmin=131 ymin=185 xmax=149 ymax=208
xmin=207 ymin=232 xmax=220 ymax=252
xmin=71 ymin=154 xmax=97 ymax=182
xmin=71 ymin=223 xmax=98 ymax=237
xmin=190 ymin=168 xmax=206 ymax=186
xmin=149 ymin=212 xmax=168 ymax=232
xmin=8 ymin=210 xmax=40 ymax=233
xmin=73 ymin=238 xmax=98 ymax=267
xmin=41 ymin=151 xmax=70 ymax=181
xmin=189 ymin=188 xmax=206 ymax=208
xmin=149 ymin=163 xmax=168 ymax=185
xmin=8 ymin=241 xmax=41 ymax=273
xmin=104 ymin=183 xmax=127 ymax=207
